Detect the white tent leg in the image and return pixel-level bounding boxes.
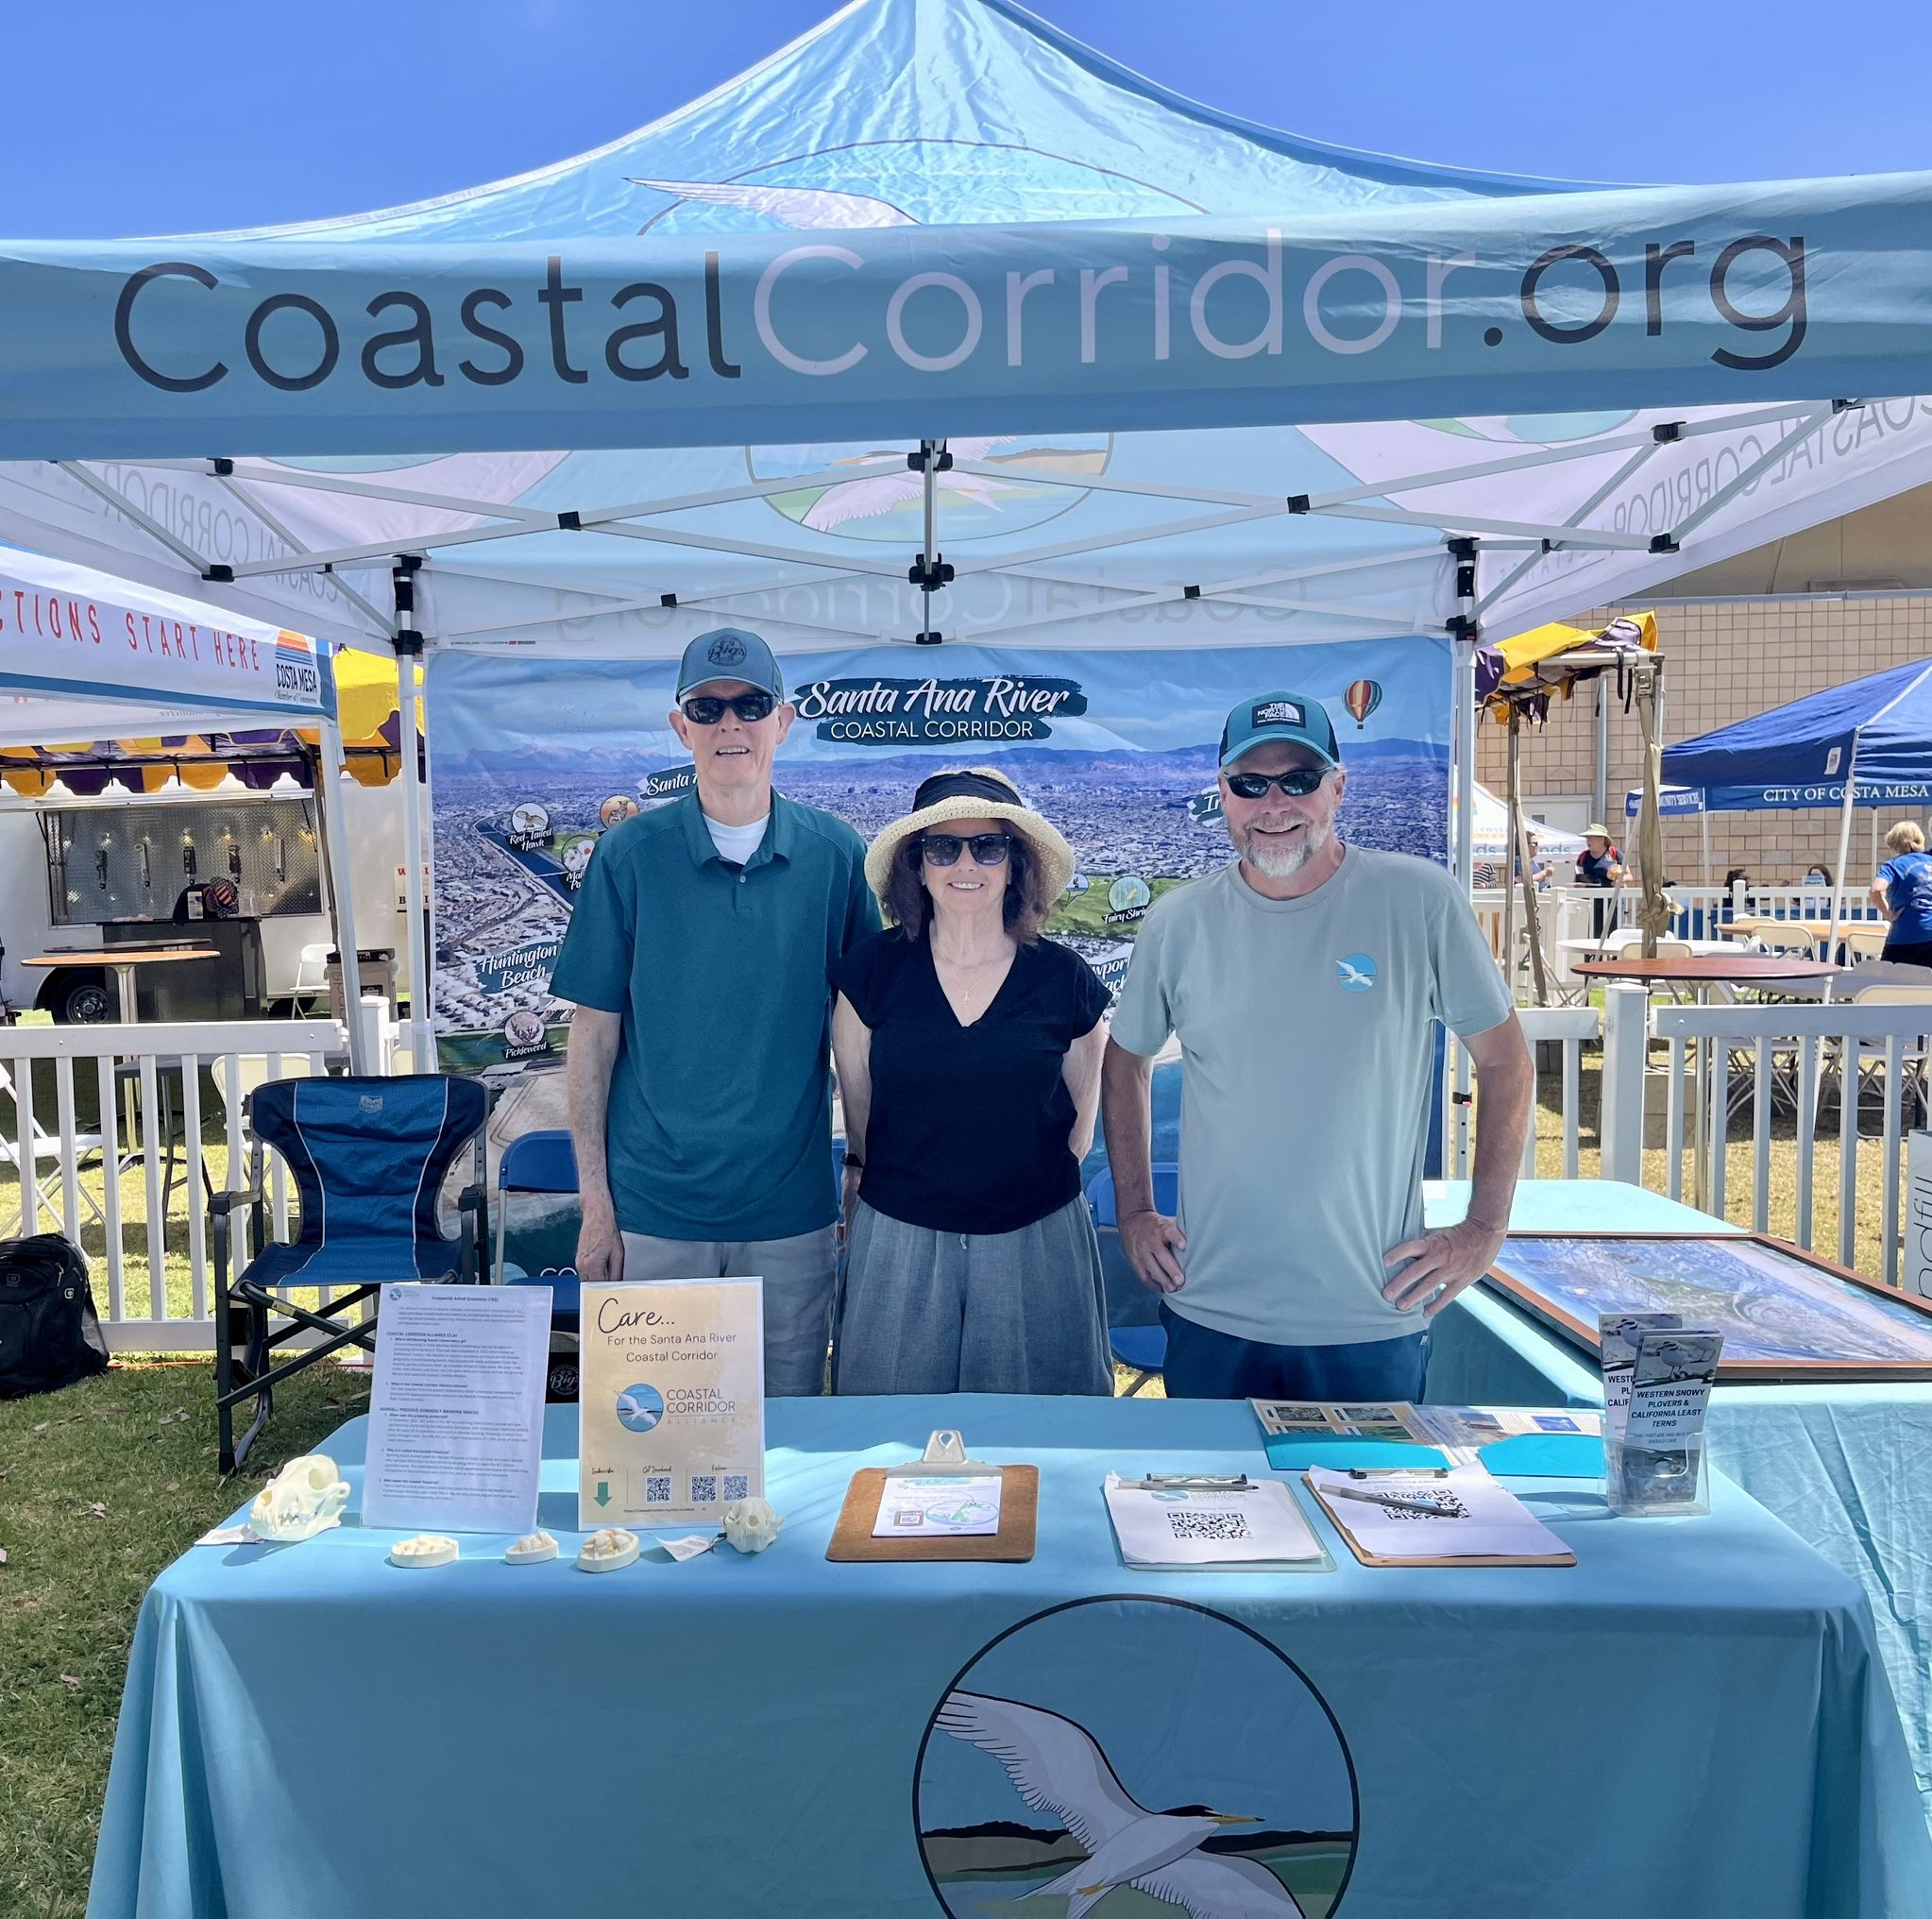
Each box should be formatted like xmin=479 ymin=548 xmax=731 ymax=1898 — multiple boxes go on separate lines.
xmin=316 ymin=718 xmax=369 ymax=1074
xmin=1825 ymin=742 xmax=1859 ymax=963
xmin=396 ymin=642 xmax=432 ymax=1071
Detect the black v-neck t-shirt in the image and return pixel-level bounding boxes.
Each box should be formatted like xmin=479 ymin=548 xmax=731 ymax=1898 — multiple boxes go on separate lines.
xmin=833 ymin=929 xmax=1110 ymax=1234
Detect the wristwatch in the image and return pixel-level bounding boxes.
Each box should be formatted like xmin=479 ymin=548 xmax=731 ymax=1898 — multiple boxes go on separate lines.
xmin=841 ymin=1152 xmax=864 ymax=1172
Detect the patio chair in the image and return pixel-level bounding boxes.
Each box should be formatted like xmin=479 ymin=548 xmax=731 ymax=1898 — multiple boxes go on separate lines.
xmin=1843 ymin=925 xmax=1890 ymax=963
xmin=212 ymin=1074 xmax=489 ymax=1472
xmin=1840 ymin=986 xmax=1932 ymax=1136
xmin=1087 ymin=1162 xmax=1178 ymax=1395
xmin=0 ymin=1061 xmax=106 ymax=1237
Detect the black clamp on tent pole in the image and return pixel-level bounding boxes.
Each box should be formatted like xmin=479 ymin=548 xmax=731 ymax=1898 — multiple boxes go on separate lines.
xmin=909 ymin=438 xmax=953 ymax=643
xmin=391 ymin=556 xmax=427 ymax=650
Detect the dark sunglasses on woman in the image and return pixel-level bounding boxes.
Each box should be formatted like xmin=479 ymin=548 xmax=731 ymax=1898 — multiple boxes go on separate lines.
xmin=1224 ymin=767 xmax=1330 ymax=799
xmin=920 ymin=832 xmax=1011 ymax=867
xmin=681 ymin=691 xmax=776 ymax=724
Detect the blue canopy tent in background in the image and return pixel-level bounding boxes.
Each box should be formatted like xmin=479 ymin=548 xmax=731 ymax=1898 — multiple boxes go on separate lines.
xmin=1627 ymin=658 xmax=1932 ymax=937
xmin=4 ymin=0 xmax=1932 ymax=1036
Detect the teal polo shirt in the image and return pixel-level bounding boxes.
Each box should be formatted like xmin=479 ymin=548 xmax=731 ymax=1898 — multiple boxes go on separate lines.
xmin=550 ymin=791 xmax=879 ymax=1241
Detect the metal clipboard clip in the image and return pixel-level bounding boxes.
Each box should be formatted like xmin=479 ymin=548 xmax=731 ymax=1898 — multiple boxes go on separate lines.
xmin=897 ymin=1429 xmax=1000 ymax=1478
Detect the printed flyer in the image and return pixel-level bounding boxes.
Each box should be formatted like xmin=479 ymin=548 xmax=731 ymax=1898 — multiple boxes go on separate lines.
xmin=426 ymin=637 xmax=1449 ymax=1075
xmin=579 ymin=1280 xmax=765 ymax=1528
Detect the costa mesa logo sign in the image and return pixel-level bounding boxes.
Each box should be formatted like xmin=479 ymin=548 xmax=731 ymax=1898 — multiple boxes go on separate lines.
xmin=794 ymin=673 xmax=1087 ymax=743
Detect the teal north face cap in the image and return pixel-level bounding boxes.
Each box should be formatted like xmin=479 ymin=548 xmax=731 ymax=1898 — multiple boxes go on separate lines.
xmin=677 ymin=626 xmax=784 ymax=701
xmin=1219 ymin=690 xmax=1340 ymax=770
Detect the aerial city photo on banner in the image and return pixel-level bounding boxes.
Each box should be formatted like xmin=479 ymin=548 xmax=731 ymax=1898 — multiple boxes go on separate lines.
xmin=427 ymin=635 xmax=1449 ymax=1075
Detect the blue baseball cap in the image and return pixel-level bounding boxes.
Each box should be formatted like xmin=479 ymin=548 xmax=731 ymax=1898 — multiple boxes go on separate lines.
xmin=676 ymin=627 xmax=784 ymax=701
xmin=1218 ymin=690 xmax=1340 ymax=771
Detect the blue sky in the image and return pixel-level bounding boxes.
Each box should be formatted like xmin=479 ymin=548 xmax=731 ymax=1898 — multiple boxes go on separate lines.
xmin=4 ymin=0 xmax=1926 ymax=238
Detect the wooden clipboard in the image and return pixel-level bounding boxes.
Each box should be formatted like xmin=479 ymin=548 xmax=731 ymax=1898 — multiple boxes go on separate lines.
xmin=1303 ymin=1473 xmax=1575 ymax=1569
xmin=826 ymin=1465 xmax=1038 ymax=1562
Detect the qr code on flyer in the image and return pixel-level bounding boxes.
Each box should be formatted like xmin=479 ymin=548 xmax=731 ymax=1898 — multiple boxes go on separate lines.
xmin=1165 ymin=1509 xmax=1251 ymax=1542
xmin=722 ymin=1473 xmax=750 ymax=1501
xmin=645 ymin=1475 xmax=672 ymax=1504
xmin=690 ymin=1474 xmax=719 ymax=1503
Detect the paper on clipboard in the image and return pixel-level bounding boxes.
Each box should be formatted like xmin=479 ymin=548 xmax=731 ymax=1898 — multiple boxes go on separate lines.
xmin=1103 ymin=1474 xmax=1323 ymax=1567
xmin=1306 ymin=1465 xmax=1573 ymax=1565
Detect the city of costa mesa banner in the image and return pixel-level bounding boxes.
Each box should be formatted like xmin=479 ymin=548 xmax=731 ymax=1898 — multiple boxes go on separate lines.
xmin=426 ymin=637 xmax=1449 ymax=1077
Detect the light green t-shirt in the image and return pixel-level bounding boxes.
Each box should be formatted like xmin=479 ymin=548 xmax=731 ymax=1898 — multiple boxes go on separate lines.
xmin=1110 ymin=846 xmax=1512 ymax=1347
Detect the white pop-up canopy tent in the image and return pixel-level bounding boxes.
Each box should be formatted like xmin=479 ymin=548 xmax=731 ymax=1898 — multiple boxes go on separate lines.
xmin=1 ymin=0 xmax=1931 ymax=1031
xmin=0 ymin=546 xmax=373 ymax=1065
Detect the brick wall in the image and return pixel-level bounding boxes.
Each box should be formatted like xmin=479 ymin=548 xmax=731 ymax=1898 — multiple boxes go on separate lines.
xmin=1478 ymin=596 xmax=1932 ymax=891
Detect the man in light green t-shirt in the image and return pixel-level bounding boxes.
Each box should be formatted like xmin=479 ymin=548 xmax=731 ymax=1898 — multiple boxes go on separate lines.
xmin=1102 ymin=689 xmax=1532 ymax=1401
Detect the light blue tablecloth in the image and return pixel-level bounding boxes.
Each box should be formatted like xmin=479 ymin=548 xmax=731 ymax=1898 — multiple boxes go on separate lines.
xmin=91 ymin=1396 xmax=1929 ymax=1919
xmin=1426 ymin=1179 xmax=1932 ymax=1831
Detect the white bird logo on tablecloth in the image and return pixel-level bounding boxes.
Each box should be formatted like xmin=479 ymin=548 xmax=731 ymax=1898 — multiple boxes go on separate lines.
xmin=936 ymin=1690 xmax=1306 ymax=1918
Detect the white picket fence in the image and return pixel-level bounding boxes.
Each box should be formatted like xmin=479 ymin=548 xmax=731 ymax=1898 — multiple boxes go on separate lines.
xmin=1449 ymin=987 xmax=1932 ymax=1286
xmin=0 ymin=1013 xmax=365 ymax=1350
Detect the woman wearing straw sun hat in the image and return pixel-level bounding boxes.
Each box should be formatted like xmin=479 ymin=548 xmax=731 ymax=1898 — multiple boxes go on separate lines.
xmin=829 ymin=767 xmax=1112 ymax=1395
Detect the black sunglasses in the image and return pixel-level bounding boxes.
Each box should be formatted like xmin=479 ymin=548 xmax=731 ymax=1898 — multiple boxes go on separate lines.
xmin=681 ymin=691 xmax=776 ymax=724
xmin=920 ymin=832 xmax=1011 ymax=867
xmin=1225 ymin=767 xmax=1330 ymax=799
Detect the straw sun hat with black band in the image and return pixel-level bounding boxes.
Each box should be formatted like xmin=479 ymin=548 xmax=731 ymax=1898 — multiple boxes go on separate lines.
xmin=863 ymin=767 xmax=1076 ymax=903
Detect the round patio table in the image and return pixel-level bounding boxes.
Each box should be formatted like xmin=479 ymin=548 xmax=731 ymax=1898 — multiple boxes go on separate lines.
xmin=1572 ymin=953 xmax=1842 ymax=992
xmin=1573 ymin=954 xmax=1843 ymax=1209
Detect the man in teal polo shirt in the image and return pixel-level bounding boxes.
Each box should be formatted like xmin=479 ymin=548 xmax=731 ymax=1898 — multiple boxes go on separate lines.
xmin=553 ymin=627 xmax=878 ymax=1395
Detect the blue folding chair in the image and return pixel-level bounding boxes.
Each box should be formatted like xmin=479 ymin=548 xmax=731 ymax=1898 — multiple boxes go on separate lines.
xmin=497 ymin=1128 xmax=583 ymax=1317
xmin=212 ymin=1075 xmax=490 ymax=1472
xmin=1087 ymin=1161 xmax=1179 ymax=1395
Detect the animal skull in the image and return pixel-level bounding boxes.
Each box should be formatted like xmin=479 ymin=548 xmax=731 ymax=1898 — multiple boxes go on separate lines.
xmin=249 ymin=1453 xmax=351 ymax=1542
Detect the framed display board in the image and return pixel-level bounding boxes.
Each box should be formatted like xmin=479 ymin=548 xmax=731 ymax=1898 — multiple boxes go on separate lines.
xmin=1484 ymin=1232 xmax=1932 ymax=1382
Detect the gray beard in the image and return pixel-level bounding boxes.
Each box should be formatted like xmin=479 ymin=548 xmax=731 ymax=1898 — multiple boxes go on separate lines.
xmin=1243 ymin=820 xmax=1330 ymax=878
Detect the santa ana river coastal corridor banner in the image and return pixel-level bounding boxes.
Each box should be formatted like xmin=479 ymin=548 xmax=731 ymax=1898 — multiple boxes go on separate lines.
xmin=426 ymin=637 xmax=1449 ymax=1077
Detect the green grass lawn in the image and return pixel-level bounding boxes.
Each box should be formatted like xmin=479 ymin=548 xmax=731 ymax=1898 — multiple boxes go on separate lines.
xmin=0 ymin=1359 xmax=365 ymax=1919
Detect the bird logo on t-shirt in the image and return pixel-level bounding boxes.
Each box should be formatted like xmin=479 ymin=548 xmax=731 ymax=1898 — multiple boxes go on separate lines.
xmin=1336 ymin=953 xmax=1378 ymax=992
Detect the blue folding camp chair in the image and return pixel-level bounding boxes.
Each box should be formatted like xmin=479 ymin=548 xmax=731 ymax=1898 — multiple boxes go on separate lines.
xmin=1087 ymin=1161 xmax=1179 ymax=1395
xmin=212 ymin=1075 xmax=490 ymax=1472
xmin=497 ymin=1128 xmax=583 ymax=1307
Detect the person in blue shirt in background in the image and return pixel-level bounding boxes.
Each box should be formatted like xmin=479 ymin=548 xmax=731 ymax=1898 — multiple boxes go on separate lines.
xmin=1870 ymin=822 xmax=1932 ymax=968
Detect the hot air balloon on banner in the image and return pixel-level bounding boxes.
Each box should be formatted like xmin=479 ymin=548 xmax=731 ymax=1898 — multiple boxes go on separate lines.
xmin=1344 ymin=679 xmax=1382 ymax=729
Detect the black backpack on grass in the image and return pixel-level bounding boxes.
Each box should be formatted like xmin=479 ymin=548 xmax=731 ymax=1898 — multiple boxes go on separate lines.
xmin=0 ymin=1233 xmax=109 ymax=1399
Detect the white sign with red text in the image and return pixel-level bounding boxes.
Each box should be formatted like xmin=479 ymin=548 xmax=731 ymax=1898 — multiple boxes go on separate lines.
xmin=0 ymin=547 xmax=330 ymax=739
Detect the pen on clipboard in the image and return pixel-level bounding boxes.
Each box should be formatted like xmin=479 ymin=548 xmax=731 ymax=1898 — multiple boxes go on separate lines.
xmin=1323 ymin=1485 xmax=1458 ymax=1518
xmin=1116 ymin=1472 xmax=1251 ymax=1492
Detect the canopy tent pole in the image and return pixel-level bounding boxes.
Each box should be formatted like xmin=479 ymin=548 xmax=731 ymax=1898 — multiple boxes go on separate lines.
xmin=1449 ymin=539 xmax=1478 ymax=1174
xmin=391 ymin=562 xmax=433 ymax=1071
xmin=1594 ymin=679 xmax=1609 ymax=825
xmin=912 ymin=439 xmax=949 ymax=647
xmin=1633 ymin=658 xmax=1669 ymax=961
xmin=314 ymin=720 xmax=369 ymax=1075
xmin=1505 ymin=707 xmax=1550 ymax=1006
xmin=1825 ymin=734 xmax=1860 ymax=963
xmin=1450 ymin=539 xmax=1478 ymax=899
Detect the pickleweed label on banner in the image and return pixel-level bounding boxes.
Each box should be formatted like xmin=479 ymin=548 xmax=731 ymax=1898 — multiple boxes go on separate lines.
xmin=500 ymin=1009 xmax=551 ymax=1061
xmin=795 ymin=673 xmax=1086 ymax=744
